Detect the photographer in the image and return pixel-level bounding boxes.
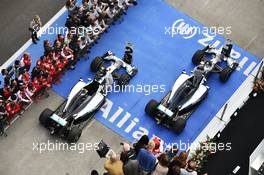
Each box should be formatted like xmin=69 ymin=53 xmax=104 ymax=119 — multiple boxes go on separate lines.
xmin=104 ymin=152 xmax=125 ymax=175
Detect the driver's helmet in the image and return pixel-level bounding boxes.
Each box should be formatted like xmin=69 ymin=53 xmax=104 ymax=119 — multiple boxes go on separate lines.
xmin=95 ymin=66 xmax=106 ymax=81
xmin=204 ymin=61 xmax=212 ymax=67
xmin=107 ymin=51 xmax=113 ymax=56
xmin=99 ymin=66 xmax=106 ymax=75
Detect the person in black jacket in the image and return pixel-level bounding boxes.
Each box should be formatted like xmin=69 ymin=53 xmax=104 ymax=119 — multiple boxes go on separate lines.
xmin=44 ymin=40 xmax=54 ymax=56
xmin=69 ymin=36 xmax=81 ymax=69
xmin=133 ymin=135 xmax=149 ymax=156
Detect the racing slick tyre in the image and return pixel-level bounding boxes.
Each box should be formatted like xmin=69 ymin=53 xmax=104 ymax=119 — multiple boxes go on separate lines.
xmin=118 ymin=73 xmax=131 ymax=86
xmin=220 ymin=67 xmax=233 ymax=83
xmin=145 ymin=99 xmax=159 ymax=116
xmin=39 ymin=108 xmax=53 ymax=127
xmin=172 ymin=117 xmax=186 ymax=133
xmin=66 ymin=126 xmax=82 ymax=143
xmin=90 ymin=57 xmax=104 ymax=72
xmin=192 ymin=50 xmax=204 ymax=65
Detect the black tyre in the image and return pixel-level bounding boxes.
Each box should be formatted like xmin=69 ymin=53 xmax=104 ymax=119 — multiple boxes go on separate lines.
xmin=66 ymin=126 xmax=82 ymax=143
xmin=220 ymin=67 xmax=233 ymax=83
xmin=172 ymin=117 xmax=186 ymax=133
xmin=192 ymin=50 xmax=204 ymax=65
xmin=145 ymin=99 xmax=159 ymax=116
xmin=123 ymin=54 xmax=132 ymax=64
xmin=90 ymin=57 xmax=103 ymax=72
xmin=118 ymin=73 xmax=131 ymax=86
xmin=39 ymin=108 xmax=53 ymax=127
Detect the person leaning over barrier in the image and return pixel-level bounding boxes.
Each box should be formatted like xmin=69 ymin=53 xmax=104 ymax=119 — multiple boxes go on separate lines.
xmin=104 ymin=152 xmax=125 ymax=175
xmin=29 ymin=15 xmax=42 ymax=44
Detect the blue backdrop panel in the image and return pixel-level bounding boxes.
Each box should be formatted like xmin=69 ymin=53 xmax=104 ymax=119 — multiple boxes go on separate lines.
xmin=2 ymin=0 xmax=260 ymax=146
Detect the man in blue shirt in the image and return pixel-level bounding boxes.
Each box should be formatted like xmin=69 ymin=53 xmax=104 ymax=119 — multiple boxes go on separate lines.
xmin=137 ymin=140 xmax=157 ymax=174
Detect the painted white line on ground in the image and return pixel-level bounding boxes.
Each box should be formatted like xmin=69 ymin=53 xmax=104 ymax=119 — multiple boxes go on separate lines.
xmin=0 ymin=6 xmax=67 ymax=70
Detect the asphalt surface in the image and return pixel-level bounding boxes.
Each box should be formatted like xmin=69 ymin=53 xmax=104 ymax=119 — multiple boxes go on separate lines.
xmin=0 ymin=0 xmax=65 ymax=65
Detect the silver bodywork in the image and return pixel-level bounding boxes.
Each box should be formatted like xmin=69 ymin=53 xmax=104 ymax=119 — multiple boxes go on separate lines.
xmin=63 ymin=79 xmax=106 ymax=121
xmin=160 ymin=71 xmax=209 ymax=117
xmin=60 ymin=53 xmax=137 ymax=123
xmin=103 ymin=54 xmax=137 ymax=77
xmin=200 ymin=43 xmax=238 ymax=75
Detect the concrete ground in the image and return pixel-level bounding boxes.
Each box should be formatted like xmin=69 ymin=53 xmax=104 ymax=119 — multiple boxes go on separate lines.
xmin=0 ymin=91 xmax=125 ymax=175
xmin=0 ymin=0 xmax=264 ymax=175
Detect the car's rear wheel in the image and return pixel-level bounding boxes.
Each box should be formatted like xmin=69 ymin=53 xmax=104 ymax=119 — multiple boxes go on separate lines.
xmin=172 ymin=117 xmax=186 ymax=134
xmin=39 ymin=108 xmax=53 ymax=127
xmin=123 ymin=54 xmax=132 ymax=64
xmin=192 ymin=50 xmax=204 ymax=65
xmin=66 ymin=126 xmax=82 ymax=143
xmin=220 ymin=67 xmax=233 ymax=83
xmin=90 ymin=57 xmax=103 ymax=72
xmin=145 ymin=99 xmax=159 ymax=116
xmin=118 ymin=73 xmax=131 ymax=86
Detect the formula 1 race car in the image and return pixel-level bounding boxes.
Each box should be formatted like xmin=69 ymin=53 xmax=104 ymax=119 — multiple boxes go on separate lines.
xmin=90 ymin=43 xmax=138 ymax=85
xmin=39 ymin=44 xmax=138 ymax=143
xmin=145 ymin=39 xmax=238 ymax=133
xmin=192 ymin=39 xmax=239 ymax=82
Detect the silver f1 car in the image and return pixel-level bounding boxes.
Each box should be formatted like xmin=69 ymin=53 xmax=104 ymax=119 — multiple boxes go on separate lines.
xmin=145 ymin=39 xmax=238 ymax=133
xmin=39 ymin=44 xmax=138 ymax=142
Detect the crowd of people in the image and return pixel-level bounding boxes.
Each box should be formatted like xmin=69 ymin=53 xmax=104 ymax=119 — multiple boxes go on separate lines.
xmin=97 ymin=135 xmax=209 ymax=175
xmin=64 ymin=0 xmax=137 ymax=60
xmin=0 ymin=35 xmax=70 ymax=136
xmin=0 ymin=0 xmax=137 ymax=136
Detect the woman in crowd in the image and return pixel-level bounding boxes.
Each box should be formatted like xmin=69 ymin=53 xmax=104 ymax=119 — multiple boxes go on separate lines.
xmin=170 ymin=151 xmax=189 ymax=169
xmin=20 ymin=52 xmax=32 ymax=71
xmin=151 ymin=153 xmax=169 ymax=175
xmin=29 ymin=15 xmax=42 ymax=44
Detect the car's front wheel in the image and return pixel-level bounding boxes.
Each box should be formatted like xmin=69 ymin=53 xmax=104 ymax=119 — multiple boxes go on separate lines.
xmin=90 ymin=57 xmax=104 ymax=72
xmin=220 ymin=67 xmax=233 ymax=83
xmin=118 ymin=73 xmax=131 ymax=87
xmin=192 ymin=50 xmax=204 ymax=65
xmin=172 ymin=117 xmax=186 ymax=134
xmin=145 ymin=99 xmax=159 ymax=116
xmin=39 ymin=108 xmax=53 ymax=127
